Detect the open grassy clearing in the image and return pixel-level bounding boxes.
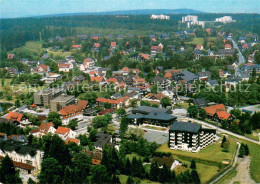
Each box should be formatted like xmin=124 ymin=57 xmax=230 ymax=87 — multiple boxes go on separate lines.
xmin=215 ymin=167 xmax=237 ymax=184
xmin=186 ymin=37 xmax=204 ymax=45
xmin=157 ymin=139 xmax=237 ymax=163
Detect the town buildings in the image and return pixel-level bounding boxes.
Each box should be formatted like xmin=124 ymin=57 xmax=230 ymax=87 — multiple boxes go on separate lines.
xmin=50 ymin=93 xmax=75 ymax=112
xmin=151 ymin=14 xmax=170 ymax=20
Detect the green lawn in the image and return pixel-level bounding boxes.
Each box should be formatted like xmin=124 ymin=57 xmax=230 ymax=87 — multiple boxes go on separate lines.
xmin=126 ymin=153 xmax=143 ymax=161
xmin=186 ymin=38 xmax=204 ymax=45
xmin=118 ymin=175 xmax=159 ymax=184
xmin=157 ymin=139 xmax=237 ymax=163
xmin=215 ymin=167 xmax=237 ymax=184
xmin=196 ymin=163 xmax=220 ymax=184
xmin=244 ymin=133 xmax=259 ymax=141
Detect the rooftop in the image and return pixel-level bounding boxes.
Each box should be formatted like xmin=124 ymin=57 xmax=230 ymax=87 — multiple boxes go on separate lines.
xmin=170 ymin=121 xmax=201 ymax=133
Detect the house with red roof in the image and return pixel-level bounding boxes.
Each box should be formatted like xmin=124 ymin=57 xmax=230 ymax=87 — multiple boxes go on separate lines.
xmin=80 ymin=59 xmax=94 ymax=71
xmin=91 ymin=76 xmax=104 ymax=83
xmin=195 ymin=45 xmax=204 ymax=51
xmin=105 ymin=78 xmax=118 ymax=84
xmin=151 ymin=45 xmax=163 ymax=56
xmin=111 ymin=42 xmax=117 ymax=49
xmin=225 ymin=44 xmax=232 ymax=50
xmin=65 ymin=138 xmax=80 ymax=145
xmin=96 ymin=97 xmax=129 ymax=109
xmin=31 ymin=64 xmax=50 ymax=75
xmin=164 ymin=72 xmax=172 ymax=79
xmin=138 ymin=53 xmax=151 ymax=61
xmin=7 ymin=54 xmax=15 ymax=60
xmin=72 ymin=44 xmax=82 ymax=49
xmin=242 ymin=43 xmax=249 ymax=50
xmin=60 ymin=100 xmax=88 ymax=125
xmin=58 ymin=63 xmax=74 ymax=72
xmin=5 ymin=111 xmax=31 ymax=127
xmin=92 ymin=43 xmax=100 ymax=52
xmin=203 ymin=104 xmax=232 ymax=122
xmin=121 ymin=67 xmax=130 ymax=76
xmin=29 ymin=122 xmax=56 ymax=137
xmin=55 ymin=127 xmax=77 ymax=140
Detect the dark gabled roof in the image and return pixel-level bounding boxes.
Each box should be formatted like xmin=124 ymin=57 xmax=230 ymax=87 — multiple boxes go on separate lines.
xmin=151 ymin=76 xmax=165 ymax=83
xmin=0 ymin=141 xmax=37 ymax=156
xmin=170 ymin=122 xmax=201 ymax=133
xmin=132 ymin=106 xmax=171 ymax=114
xmin=151 ymin=157 xmax=174 ymax=167
xmin=217 ymin=49 xmax=235 ymax=55
xmin=207 ymin=79 xmax=218 ymax=86
xmin=181 ymin=70 xmax=198 ymax=82
xmin=193 ymin=98 xmax=208 ymax=107
xmin=94 ymin=133 xmax=113 ymax=148
xmin=144 ymin=112 xmax=176 ymax=121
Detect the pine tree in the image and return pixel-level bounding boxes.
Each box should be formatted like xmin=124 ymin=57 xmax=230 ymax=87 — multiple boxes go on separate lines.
xmin=150 ymin=162 xmax=159 ymax=181
xmin=245 ymin=144 xmax=249 ymax=155
xmin=191 ymin=169 xmax=201 ymax=184
xmin=126 ymin=176 xmax=135 ymax=184
xmin=0 ymin=155 xmax=22 ymax=184
xmin=124 ymin=158 xmax=131 ymax=175
xmin=221 ymin=136 xmax=227 ymax=147
xmin=190 ymin=159 xmax=196 ymax=169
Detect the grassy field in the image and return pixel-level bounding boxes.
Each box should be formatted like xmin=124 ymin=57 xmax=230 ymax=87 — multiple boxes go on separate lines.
xmin=157 ymin=139 xmax=237 ymax=163
xmin=118 ymin=175 xmax=159 ymax=184
xmin=47 ymin=49 xmax=73 ymax=58
xmin=215 ymin=167 xmax=237 ymax=184
xmin=186 ymin=38 xmax=204 ymax=45
xmin=0 ymin=79 xmax=47 ymax=102
xmin=244 ymin=133 xmax=259 ymax=141
xmin=196 ymin=163 xmax=220 ymax=183
xmin=172 ymin=102 xmax=189 ymax=109
xmin=143 ymin=125 xmax=167 ymax=131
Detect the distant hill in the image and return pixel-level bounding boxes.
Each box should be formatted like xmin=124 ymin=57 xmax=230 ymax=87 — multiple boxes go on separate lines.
xmin=39 ymin=9 xmax=205 ymax=17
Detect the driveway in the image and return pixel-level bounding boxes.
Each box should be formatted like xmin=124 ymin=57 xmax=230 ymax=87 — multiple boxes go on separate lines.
xmin=229 ymin=156 xmax=256 ymax=184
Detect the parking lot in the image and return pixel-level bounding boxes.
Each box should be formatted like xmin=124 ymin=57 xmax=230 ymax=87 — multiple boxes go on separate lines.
xmin=143 ymin=129 xmax=169 ymax=145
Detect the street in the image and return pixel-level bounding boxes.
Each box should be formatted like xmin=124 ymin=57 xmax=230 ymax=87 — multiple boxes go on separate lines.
xmin=229 ymin=38 xmax=245 ymax=76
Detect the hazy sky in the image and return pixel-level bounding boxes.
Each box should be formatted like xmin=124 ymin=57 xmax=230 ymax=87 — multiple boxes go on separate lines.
xmin=1 ymin=0 xmax=259 ymax=18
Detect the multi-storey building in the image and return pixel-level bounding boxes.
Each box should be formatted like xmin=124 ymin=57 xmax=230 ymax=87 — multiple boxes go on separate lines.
xmin=0 ymin=141 xmax=43 ymax=174
xmin=215 ymin=16 xmax=235 ymax=23
xmin=151 ymin=14 xmax=170 ymax=20
xmin=182 ymin=15 xmax=198 ymax=22
xmin=169 ymin=121 xmax=216 ymax=152
xmin=50 ymin=93 xmax=75 ymax=112
xmin=34 ymin=88 xmax=64 ymax=107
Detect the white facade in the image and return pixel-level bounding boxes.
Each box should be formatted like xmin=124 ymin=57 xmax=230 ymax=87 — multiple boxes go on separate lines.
xmin=0 ymin=148 xmax=43 ymax=171
xmin=61 ymin=113 xmax=84 ymax=125
xmin=151 ymin=14 xmax=170 ymax=20
xmin=182 ymin=15 xmax=198 ymax=23
xmin=215 ymin=16 xmax=235 ymax=23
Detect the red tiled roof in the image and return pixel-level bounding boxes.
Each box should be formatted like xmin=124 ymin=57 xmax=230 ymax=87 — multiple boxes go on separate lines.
xmin=203 ymin=104 xmax=226 ymax=116
xmin=65 ymin=138 xmax=80 ymax=144
xmin=91 ymin=36 xmax=99 ymax=40
xmin=139 ymin=53 xmax=151 ymax=60
xmin=6 ymin=111 xmax=23 ymax=122
xmin=91 ymin=76 xmax=103 ymax=82
xmin=151 ymin=46 xmax=162 ymax=51
xmin=242 ymin=44 xmax=249 ymax=49
xmin=30 ymin=122 xmax=54 ymax=134
xmin=0 ymin=133 xmax=6 ymax=137
xmin=59 ymin=64 xmax=71 ymax=68
xmin=216 ymin=111 xmax=231 ymax=120
xmin=94 ymin=43 xmax=100 ymax=48
xmin=72 ymin=44 xmax=82 ymax=48
xmin=225 ymin=44 xmax=232 ymax=49
xmin=111 ymin=42 xmax=117 ymax=47
xmin=164 ymin=72 xmax=172 ymax=79
xmin=98 ymin=109 xmax=115 ymax=115
xmin=92 ymin=159 xmax=101 ymax=165
xmin=0 ymin=156 xmax=35 ymax=171
xmin=121 ymin=67 xmax=129 ymax=72
xmin=196 ymin=45 xmax=203 ymax=49
xmin=55 ymin=127 xmax=71 ymax=135
xmin=84 ymin=58 xmax=94 ymax=62
xmin=38 ymin=64 xmax=49 ymax=72
xmin=96 ymin=97 xmax=120 ymax=104
xmin=60 ymin=100 xmax=88 ymax=117
xmin=106 ymin=78 xmax=117 ymax=83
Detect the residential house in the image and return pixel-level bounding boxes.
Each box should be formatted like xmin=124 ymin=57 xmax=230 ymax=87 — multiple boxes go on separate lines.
xmin=96 ymin=97 xmax=129 ymax=109
xmin=55 ymin=127 xmax=77 ymax=140
xmin=58 ymin=63 xmax=74 ymax=72
xmin=31 ymin=64 xmax=50 ymax=75
xmin=203 ymin=104 xmax=232 ymax=122
xmin=72 ymin=44 xmax=82 ymax=49
xmin=92 ymin=43 xmax=100 ymax=52
xmin=151 ymin=157 xmax=181 ymax=170
xmin=193 ymin=98 xmax=208 ymax=108
xmin=110 ymin=42 xmax=117 ymax=49
xmin=195 ymin=45 xmax=204 ymax=51
xmin=6 ymin=111 xmax=31 ymax=127
xmin=73 ymin=75 xmax=86 ymax=84
xmin=29 ymin=122 xmax=56 ymax=137
xmin=0 ymin=142 xmax=43 ymax=173
xmin=60 ymin=100 xmax=88 ymax=125
xmin=94 ymin=133 xmax=114 ymax=151
xmin=225 ymin=44 xmax=232 ymax=50
xmin=7 ymin=54 xmax=15 ymax=59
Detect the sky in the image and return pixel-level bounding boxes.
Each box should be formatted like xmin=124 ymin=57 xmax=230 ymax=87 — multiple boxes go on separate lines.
xmin=0 ymin=0 xmax=259 ymax=18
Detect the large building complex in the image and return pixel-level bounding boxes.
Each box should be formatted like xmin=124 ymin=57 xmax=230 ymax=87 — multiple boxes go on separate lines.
xmin=128 ymin=106 xmax=177 ymax=127
xmin=215 ymin=16 xmax=235 ymax=23
xmin=182 ymin=15 xmax=198 ymax=22
xmin=169 ymin=121 xmax=216 ymax=152
xmin=34 ymin=88 xmax=64 ymax=107
xmin=50 ymin=93 xmax=75 ymax=112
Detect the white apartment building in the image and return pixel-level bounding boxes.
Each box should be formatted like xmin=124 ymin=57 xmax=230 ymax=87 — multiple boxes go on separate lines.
xmin=169 ymin=121 xmax=216 ymax=152
xmin=151 ymin=14 xmax=170 ymax=20
xmin=215 ymin=16 xmax=235 ymax=23
xmin=182 ymin=15 xmax=198 ymax=22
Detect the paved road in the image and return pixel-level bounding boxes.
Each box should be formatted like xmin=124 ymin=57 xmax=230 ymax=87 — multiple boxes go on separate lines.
xmin=209 ymin=142 xmax=241 ymax=184
xmin=178 ymin=116 xmax=260 ymax=145
xmin=228 ymin=38 xmax=245 ymax=76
